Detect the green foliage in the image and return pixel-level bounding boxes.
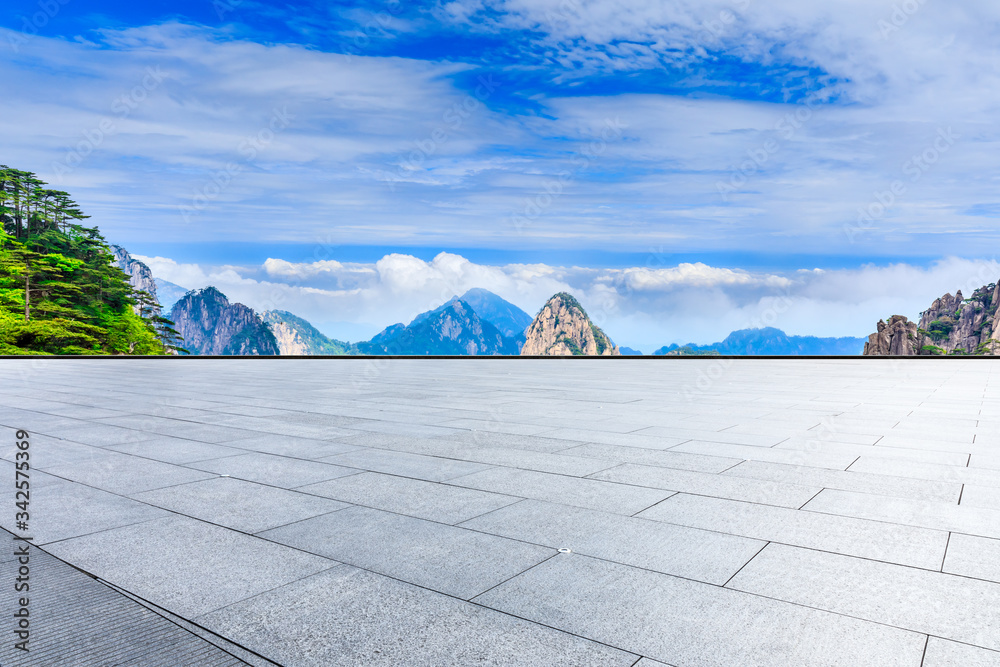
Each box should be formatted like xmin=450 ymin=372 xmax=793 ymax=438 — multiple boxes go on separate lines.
xmin=557 ymin=336 xmax=585 ymax=356
xmin=925 ymin=319 xmax=954 ymax=341
xmin=590 ymin=324 xmax=607 ymax=354
xmin=0 ymin=166 xmax=169 ymax=355
xmin=920 ymin=345 xmax=945 ymax=355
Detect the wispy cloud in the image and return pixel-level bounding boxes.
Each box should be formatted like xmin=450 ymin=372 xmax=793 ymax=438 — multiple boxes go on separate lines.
xmin=135 ymin=251 xmax=1000 ymax=352
xmin=2 ymin=5 xmax=998 ymax=258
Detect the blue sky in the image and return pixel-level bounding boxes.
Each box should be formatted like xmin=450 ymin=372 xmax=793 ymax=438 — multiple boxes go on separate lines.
xmin=4 ymin=0 xmax=1000 ymax=348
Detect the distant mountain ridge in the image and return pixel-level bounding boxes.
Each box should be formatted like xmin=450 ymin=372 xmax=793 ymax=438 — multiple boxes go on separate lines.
xmin=359 ymin=298 xmax=519 ymax=355
xmin=656 ymin=327 xmax=866 ymax=356
xmin=411 ymin=289 xmax=532 ymax=340
xmin=521 ymin=293 xmax=619 ymax=356
xmin=169 ymin=287 xmax=278 ymax=355
xmin=154 ymin=278 xmax=189 ymax=312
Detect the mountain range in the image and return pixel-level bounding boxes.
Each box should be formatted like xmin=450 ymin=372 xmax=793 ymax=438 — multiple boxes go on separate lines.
xmin=655 ymin=328 xmax=866 ymax=356
xmin=110 ymin=245 xmax=888 ymax=357
xmin=358 ymin=295 xmax=522 ymax=355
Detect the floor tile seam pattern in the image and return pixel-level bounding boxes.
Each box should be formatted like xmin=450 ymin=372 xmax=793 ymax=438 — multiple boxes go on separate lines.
xmin=0 ymin=531 xmax=256 ymax=667
xmin=722 ymin=565 xmax=994 ymax=653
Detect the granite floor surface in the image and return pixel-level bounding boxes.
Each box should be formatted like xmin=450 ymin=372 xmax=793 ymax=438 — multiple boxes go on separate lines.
xmin=1 ymin=358 xmax=999 ymax=666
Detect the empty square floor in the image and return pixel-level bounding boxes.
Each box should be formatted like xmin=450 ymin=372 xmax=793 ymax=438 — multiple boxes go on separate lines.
xmin=1 ymin=358 xmax=999 ymax=666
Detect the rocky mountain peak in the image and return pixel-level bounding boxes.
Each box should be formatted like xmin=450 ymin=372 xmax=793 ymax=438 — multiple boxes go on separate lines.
xmin=521 ymin=292 xmax=619 ymax=356
xmin=110 ymin=245 xmax=159 ymax=315
xmin=169 ymin=287 xmax=279 ymax=355
xmin=864 ymin=282 xmax=1000 ymax=355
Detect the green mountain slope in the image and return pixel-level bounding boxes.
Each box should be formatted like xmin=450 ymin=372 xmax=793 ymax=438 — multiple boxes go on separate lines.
xmin=261 ymin=310 xmax=358 ymax=355
xmin=0 ymin=166 xmax=170 ymax=355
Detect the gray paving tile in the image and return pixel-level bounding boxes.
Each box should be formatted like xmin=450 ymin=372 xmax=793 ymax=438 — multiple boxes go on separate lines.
xmin=344 ymin=420 xmax=463 ymax=438
xmin=90 ymin=416 xmax=263 ymax=444
xmin=448 ymin=467 xmax=670 ymax=515
xmin=298 ymin=472 xmax=521 ymax=524
xmin=321 ymin=447 xmax=492 ymax=482
xmin=382 ymin=441 xmax=617 ymax=477
xmin=671 ymin=440 xmax=859 ymax=470
xmin=197 ymin=566 xmax=638 ymax=667
xmin=923 ymin=637 xmax=1000 ymax=667
xmin=537 ymin=428 xmax=690 ymax=449
xmin=961 ymin=484 xmax=1000 ymax=510
xmin=222 ymin=434 xmax=362 ymax=458
xmin=132 ymin=477 xmax=349 ymax=533
xmin=876 ymin=433 xmax=976 ymax=452
xmin=590 ymin=463 xmax=820 ymax=508
xmin=728 ymin=543 xmax=1000 ymax=650
xmin=944 ymin=533 xmax=1000 ymax=583
xmin=438 ymin=418 xmax=556 ymax=436
xmin=777 ymin=439 xmax=968 ymax=466
xmin=0 ymin=434 xmax=109 ymax=468
xmin=474 ymin=552 xmax=925 ymax=666
xmin=43 ymin=449 xmax=216 ymax=495
xmin=638 ymin=493 xmax=948 ymax=570
xmin=47 ymin=424 xmax=153 ymax=447
xmin=3 ymin=478 xmax=168 ymax=545
xmin=261 ymin=505 xmax=553 ymax=599
xmin=461 ymin=499 xmax=764 ymax=585
xmin=724 ymin=459 xmax=962 ymax=503
xmin=45 ymin=515 xmax=336 ymax=617
xmin=634 ymin=426 xmax=787 ymax=447
xmin=849 ymin=456 xmax=1000 ymax=488
xmin=106 ymin=437 xmax=245 ymax=464
xmin=804 ymin=488 xmax=1000 ymax=539
xmin=558 ymin=442 xmax=740 ymax=473
xmin=440 ymin=429 xmax=587 ymax=453
xmin=189 ymin=452 xmax=361 ymax=488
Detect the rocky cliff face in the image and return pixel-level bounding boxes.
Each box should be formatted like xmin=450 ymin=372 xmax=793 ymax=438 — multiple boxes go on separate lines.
xmin=169 ymin=287 xmax=279 ymax=355
xmin=864 ymin=283 xmax=1000 ymax=355
xmin=110 ymin=245 xmax=159 ymax=315
xmin=521 ymin=293 xmax=619 ymax=356
xmin=261 ymin=310 xmax=355 ymax=355
xmin=862 ymin=315 xmax=921 ymax=355
xmin=359 ymin=300 xmax=519 ymax=355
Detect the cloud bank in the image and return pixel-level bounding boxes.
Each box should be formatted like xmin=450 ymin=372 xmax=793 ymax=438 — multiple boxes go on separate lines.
xmin=136 ymin=252 xmax=1000 ymax=352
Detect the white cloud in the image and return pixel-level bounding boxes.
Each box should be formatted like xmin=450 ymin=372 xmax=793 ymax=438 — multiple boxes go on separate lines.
xmin=135 ymin=251 xmax=1000 ymax=353
xmin=3 ymin=12 xmax=999 ymax=256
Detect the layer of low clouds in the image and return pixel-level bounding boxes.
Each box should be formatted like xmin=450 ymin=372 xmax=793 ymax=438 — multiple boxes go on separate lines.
xmin=136 ymin=252 xmax=1000 ymax=352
